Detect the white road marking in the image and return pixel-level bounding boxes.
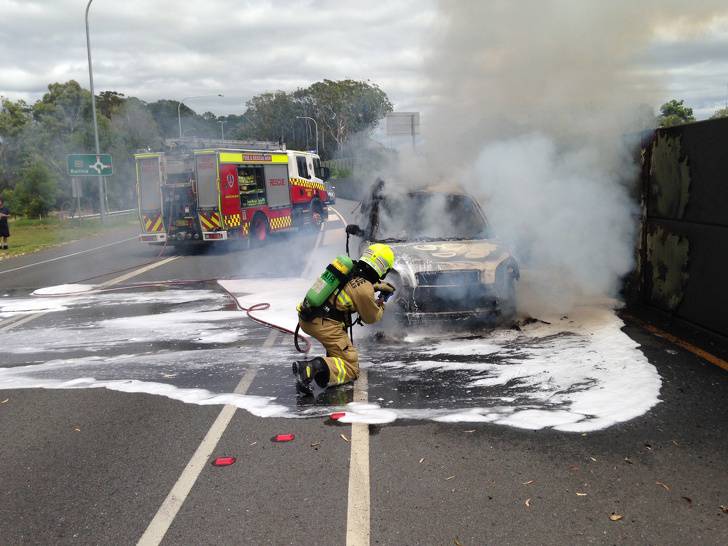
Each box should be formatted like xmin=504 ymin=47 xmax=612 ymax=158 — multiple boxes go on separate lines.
xmin=0 ymin=236 xmax=138 ymax=275
xmin=0 ymin=311 xmax=50 ymax=332
xmin=1 ymin=255 xmax=180 ymax=332
xmin=319 ymin=204 xmax=373 ymax=544
xmin=301 ymin=205 xmax=346 ymax=279
xmin=303 ymin=223 xmax=327 ymax=279
xmin=0 ymin=313 xmax=29 ymax=329
xmin=98 ymin=256 xmax=179 ymax=287
xmin=329 ymin=206 xmax=347 ymax=226
xmin=136 ymin=330 xmax=274 ymax=546
xmin=346 ymin=369 xmax=371 ymax=546
xmin=262 ymin=330 xmax=279 ymax=348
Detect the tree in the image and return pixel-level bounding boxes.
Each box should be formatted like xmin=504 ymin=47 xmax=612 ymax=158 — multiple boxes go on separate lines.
xmin=235 ymin=91 xmax=300 ymax=145
xmin=235 ymin=80 xmax=393 ymax=159
xmin=0 ymin=78 xmax=393 ymax=215
xmin=296 ymin=79 xmax=393 ymax=156
xmin=147 ymin=100 xmax=219 ymax=139
xmin=14 ymin=161 xmax=57 ymax=217
xmin=0 ymin=98 xmax=32 ymax=191
xmin=0 ymin=98 xmax=31 ymax=138
xmin=711 ymin=106 xmax=728 ymax=120
xmin=657 ymin=99 xmax=695 ymax=127
xmin=97 ymin=91 xmax=126 ymax=118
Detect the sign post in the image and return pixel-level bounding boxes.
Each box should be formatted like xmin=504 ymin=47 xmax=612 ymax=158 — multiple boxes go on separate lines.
xmin=385 ymin=112 xmax=420 ymax=152
xmin=71 ymin=177 xmax=83 ymax=219
xmin=67 ymin=154 xmax=112 ymax=220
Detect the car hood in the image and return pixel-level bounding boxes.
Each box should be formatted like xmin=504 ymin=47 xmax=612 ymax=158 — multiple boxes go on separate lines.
xmin=384 ymin=239 xmax=516 ymax=285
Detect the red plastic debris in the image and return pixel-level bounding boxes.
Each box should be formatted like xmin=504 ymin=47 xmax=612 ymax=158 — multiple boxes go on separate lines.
xmin=272 ymin=434 xmax=295 ymax=442
xmin=330 ymin=412 xmax=346 ymax=421
xmin=211 ymin=456 xmax=236 ymax=467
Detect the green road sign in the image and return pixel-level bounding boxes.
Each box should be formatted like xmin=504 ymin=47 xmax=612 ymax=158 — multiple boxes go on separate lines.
xmin=67 ymin=153 xmax=113 ymax=176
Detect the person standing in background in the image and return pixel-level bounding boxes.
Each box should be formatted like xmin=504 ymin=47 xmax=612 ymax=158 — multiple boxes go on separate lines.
xmin=0 ymin=198 xmax=10 ymax=250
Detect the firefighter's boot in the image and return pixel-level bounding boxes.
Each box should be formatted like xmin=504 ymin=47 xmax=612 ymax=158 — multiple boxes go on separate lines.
xmin=292 ymin=357 xmax=329 ymax=396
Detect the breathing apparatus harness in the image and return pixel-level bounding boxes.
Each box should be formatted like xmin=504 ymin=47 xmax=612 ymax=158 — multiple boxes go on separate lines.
xmin=295 ymin=255 xmax=356 ymax=352
xmin=294 ymin=256 xmax=391 ymax=353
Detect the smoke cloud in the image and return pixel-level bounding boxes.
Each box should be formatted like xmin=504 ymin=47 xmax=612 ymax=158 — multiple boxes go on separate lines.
xmin=366 ymin=1 xmax=726 ymax=315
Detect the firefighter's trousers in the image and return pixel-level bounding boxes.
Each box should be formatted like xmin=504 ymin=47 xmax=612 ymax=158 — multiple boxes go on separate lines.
xmin=299 ymin=316 xmax=359 ymax=387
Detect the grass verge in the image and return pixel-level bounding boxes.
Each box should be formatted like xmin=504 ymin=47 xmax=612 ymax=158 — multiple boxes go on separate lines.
xmin=1 ymin=214 xmax=138 ymax=259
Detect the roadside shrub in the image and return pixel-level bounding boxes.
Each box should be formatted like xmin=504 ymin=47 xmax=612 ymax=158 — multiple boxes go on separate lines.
xmin=15 ymin=162 xmax=58 ymax=217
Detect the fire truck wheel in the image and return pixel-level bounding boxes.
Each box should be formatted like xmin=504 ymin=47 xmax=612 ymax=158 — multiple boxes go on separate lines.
xmin=251 ymin=213 xmax=269 ymax=245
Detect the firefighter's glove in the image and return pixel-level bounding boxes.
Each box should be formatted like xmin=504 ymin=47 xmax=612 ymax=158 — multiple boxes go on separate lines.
xmin=374 ymin=281 xmax=395 ymax=294
xmin=374 ymin=281 xmax=396 ymax=303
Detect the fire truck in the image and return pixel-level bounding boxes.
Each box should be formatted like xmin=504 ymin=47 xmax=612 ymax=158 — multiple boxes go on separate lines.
xmin=135 ymin=140 xmax=330 ymax=245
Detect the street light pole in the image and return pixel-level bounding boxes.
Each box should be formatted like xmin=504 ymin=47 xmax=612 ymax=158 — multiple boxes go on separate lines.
xmin=218 ymin=120 xmax=226 ymax=142
xmin=178 ymin=94 xmax=224 ymax=138
xmin=85 ymin=0 xmax=104 ymax=221
xmin=296 ymin=116 xmax=318 ymax=154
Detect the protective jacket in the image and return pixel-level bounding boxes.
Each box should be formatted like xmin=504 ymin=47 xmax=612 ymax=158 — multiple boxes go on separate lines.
xmin=298 ymin=276 xmax=384 ymax=387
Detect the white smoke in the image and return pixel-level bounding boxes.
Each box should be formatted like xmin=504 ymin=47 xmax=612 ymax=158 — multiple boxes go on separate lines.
xmin=366 ymin=0 xmax=727 ymax=315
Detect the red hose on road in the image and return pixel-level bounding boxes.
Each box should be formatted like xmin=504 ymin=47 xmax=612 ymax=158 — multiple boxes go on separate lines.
xmin=216 ymin=283 xmax=311 ymax=353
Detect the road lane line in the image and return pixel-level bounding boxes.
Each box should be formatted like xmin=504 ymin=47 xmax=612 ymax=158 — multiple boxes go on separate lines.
xmin=625 ymin=315 xmax=728 ymax=373
xmin=136 ymin=329 xmax=275 ymax=546
xmin=346 ymin=369 xmax=371 ymax=546
xmin=329 ymin=203 xmax=372 ymax=544
xmin=1 ymin=256 xmax=180 ymax=332
xmin=98 ymin=256 xmax=179 ymax=287
xmin=303 ymin=224 xmax=327 ymax=279
xmin=0 ymin=311 xmax=50 ymax=332
xmin=137 ymin=367 xmax=258 ymax=546
xmin=262 ymin=330 xmax=279 ymax=348
xmin=0 ymin=313 xmax=29 ymax=329
xmin=0 ymin=236 xmax=138 ymax=275
xmin=302 ymin=206 xmax=346 ymax=279
xmin=330 ymin=206 xmax=347 ymax=227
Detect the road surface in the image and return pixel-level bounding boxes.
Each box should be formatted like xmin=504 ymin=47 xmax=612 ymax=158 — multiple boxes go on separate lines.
xmin=0 ymin=199 xmax=726 ymax=545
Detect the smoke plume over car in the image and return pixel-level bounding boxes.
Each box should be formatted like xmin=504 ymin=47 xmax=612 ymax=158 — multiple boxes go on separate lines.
xmin=357 ymin=0 xmax=726 ymax=315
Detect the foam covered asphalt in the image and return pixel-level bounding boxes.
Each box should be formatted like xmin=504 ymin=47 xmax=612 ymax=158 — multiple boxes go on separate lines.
xmin=0 ymin=201 xmax=726 ymax=544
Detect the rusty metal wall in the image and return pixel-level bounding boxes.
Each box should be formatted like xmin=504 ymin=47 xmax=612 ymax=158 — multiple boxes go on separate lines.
xmin=640 ymin=117 xmax=728 ymax=337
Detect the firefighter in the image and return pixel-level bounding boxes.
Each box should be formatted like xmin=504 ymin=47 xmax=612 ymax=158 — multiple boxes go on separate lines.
xmin=293 ymin=243 xmax=395 ymax=394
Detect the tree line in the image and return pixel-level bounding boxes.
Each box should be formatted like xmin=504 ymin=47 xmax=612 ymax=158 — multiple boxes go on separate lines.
xmin=657 ymin=98 xmax=728 ymax=127
xmin=0 ymin=79 xmax=392 ymax=216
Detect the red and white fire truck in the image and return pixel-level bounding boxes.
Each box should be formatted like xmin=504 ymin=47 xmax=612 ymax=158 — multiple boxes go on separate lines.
xmin=135 ymin=141 xmax=330 ymax=245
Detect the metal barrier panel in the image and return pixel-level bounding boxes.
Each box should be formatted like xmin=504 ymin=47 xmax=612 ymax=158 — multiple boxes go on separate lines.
xmin=641 ymin=117 xmax=728 ymax=337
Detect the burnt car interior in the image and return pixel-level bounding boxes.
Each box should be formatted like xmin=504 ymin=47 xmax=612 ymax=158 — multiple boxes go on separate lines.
xmin=362 ymin=183 xmax=489 ymax=242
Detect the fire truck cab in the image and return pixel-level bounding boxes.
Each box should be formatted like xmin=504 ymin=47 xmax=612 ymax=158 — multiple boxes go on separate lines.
xmin=135 ymin=143 xmax=330 ymax=245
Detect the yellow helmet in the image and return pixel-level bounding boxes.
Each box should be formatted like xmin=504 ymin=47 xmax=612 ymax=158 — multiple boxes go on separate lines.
xmin=360 ymin=243 xmax=395 ymax=278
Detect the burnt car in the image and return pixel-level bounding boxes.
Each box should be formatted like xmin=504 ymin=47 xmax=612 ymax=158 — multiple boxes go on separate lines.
xmin=346 ymin=181 xmax=519 ymax=324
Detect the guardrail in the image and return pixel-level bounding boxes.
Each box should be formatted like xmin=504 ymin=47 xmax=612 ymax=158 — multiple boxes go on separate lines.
xmin=71 ymin=208 xmax=136 ymax=220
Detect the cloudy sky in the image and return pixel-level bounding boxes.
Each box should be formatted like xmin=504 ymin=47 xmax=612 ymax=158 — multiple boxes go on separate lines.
xmin=1 ymin=0 xmax=727 ymax=119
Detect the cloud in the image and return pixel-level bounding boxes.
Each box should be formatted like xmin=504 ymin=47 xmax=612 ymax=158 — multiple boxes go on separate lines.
xmin=0 ymin=0 xmax=435 ymax=112
xmin=0 ymin=0 xmax=727 ymax=119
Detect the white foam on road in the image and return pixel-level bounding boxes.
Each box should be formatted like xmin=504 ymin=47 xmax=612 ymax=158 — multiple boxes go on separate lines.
xmin=342 ymin=304 xmax=662 ymax=431
xmin=0 ymin=278 xmax=662 ymax=432
xmin=32 ymin=284 xmax=96 ymax=296
xmin=0 ymin=374 xmax=289 ymax=418
xmin=1 ymin=288 xmax=224 ymax=318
